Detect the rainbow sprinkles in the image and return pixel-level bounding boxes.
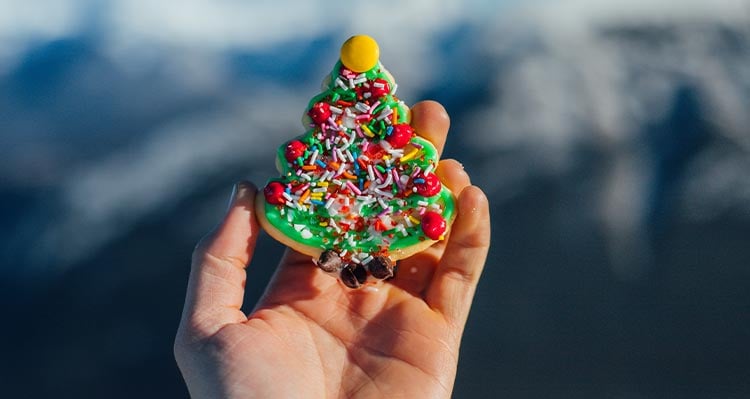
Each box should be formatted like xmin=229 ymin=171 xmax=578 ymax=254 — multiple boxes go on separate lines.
xmin=258 ymin=35 xmax=456 ymax=288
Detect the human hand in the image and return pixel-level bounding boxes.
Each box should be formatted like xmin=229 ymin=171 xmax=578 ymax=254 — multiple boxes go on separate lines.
xmin=174 ymin=101 xmax=491 ymax=398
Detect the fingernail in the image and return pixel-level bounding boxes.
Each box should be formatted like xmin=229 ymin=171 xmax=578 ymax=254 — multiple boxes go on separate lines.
xmin=455 ymin=161 xmax=470 ymax=180
xmin=227 ymin=181 xmax=253 ymax=210
xmin=235 ymin=182 xmax=252 ymax=199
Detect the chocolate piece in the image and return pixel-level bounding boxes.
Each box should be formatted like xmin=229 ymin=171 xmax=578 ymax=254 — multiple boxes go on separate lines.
xmin=340 ymin=264 xmax=369 ymax=288
xmin=367 ymin=256 xmax=394 ymax=280
xmin=352 ymin=264 xmax=368 ymax=284
xmin=340 ymin=265 xmax=362 ymax=289
xmin=317 ymin=250 xmax=343 ymax=273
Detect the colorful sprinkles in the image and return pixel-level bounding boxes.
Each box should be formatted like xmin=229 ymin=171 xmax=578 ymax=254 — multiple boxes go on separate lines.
xmin=262 ymin=36 xmax=454 ymax=265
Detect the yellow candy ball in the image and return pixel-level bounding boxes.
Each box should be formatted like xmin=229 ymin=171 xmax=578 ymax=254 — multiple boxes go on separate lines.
xmin=340 ymin=35 xmax=379 ymax=73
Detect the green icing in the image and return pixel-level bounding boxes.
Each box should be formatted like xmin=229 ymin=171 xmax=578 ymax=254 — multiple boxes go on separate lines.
xmin=263 ymin=60 xmax=456 ymax=256
xmin=264 ymin=186 xmax=454 ymax=252
xmin=306 ymin=61 xmax=405 ymax=123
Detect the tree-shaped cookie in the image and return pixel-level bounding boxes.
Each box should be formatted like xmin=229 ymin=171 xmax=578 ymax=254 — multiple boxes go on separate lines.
xmin=257 ymin=35 xmax=456 ymax=288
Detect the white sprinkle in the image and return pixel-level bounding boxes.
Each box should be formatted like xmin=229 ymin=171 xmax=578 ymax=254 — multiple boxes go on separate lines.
xmin=373 ymin=82 xmax=385 ymax=89
xmin=294 ymin=224 xmax=305 ymax=232
xmin=391 ymin=83 xmax=398 ymax=95
xmin=364 ymin=92 xmax=372 ymax=99
xmin=324 ymin=198 xmax=335 ymax=209
xmin=377 ymin=198 xmax=388 ymax=210
xmin=362 ymin=255 xmax=374 ymax=265
xmin=301 ymin=230 xmax=313 ymax=239
xmin=300 ymin=173 xmax=312 ymax=181
xmin=417 ymin=200 xmax=428 ymax=206
xmin=377 ymin=108 xmax=393 ymax=121
xmin=340 ymin=249 xmax=347 ymax=257
xmin=336 ymin=148 xmax=346 ymax=162
xmin=355 ymin=102 xmax=370 ymax=113
xmin=282 ymin=192 xmax=293 ymax=201
xmin=309 ymin=149 xmax=319 ymax=165
xmin=346 ymin=149 xmax=355 ymax=163
xmin=367 ymin=164 xmax=375 ymax=181
xmin=336 ymin=162 xmax=346 ymax=176
xmin=372 ymin=188 xmax=394 ymax=198
xmin=424 ymin=163 xmax=435 ymax=174
xmin=335 ymin=78 xmax=347 ymax=90
xmin=377 ymin=173 xmax=393 ymax=189
xmin=330 ymin=105 xmax=343 ymax=114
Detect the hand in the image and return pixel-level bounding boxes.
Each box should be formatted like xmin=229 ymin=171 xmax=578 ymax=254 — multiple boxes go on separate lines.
xmin=174 ymin=101 xmax=491 ymax=398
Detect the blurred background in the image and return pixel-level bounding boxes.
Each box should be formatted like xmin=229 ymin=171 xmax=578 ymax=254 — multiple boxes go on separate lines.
xmin=1 ymin=0 xmax=749 ymax=397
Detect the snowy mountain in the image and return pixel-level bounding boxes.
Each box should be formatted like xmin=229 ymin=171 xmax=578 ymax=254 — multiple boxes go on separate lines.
xmin=1 ymin=0 xmax=748 ymax=397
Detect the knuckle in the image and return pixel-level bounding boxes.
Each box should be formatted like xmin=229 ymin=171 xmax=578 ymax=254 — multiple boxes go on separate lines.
xmin=452 ymin=231 xmax=490 ymax=251
xmin=441 ymin=266 xmax=478 ymax=284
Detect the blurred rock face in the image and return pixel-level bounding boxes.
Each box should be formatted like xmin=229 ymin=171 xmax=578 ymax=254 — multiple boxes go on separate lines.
xmin=0 ymin=1 xmax=748 ymax=398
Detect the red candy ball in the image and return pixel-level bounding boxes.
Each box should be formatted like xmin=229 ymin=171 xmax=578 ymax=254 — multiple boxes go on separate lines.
xmin=308 ymin=102 xmax=332 ymax=125
xmin=421 ymin=211 xmax=447 ymax=240
xmin=263 ymin=181 xmax=286 ymax=205
xmin=369 ymin=78 xmax=391 ymax=99
xmin=284 ymin=140 xmax=307 ymax=162
xmin=386 ymin=124 xmax=413 ymax=149
xmin=415 ymin=172 xmax=442 ymax=197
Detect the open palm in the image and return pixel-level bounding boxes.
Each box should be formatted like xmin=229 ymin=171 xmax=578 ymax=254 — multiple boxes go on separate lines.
xmin=175 ymin=102 xmax=491 ymax=398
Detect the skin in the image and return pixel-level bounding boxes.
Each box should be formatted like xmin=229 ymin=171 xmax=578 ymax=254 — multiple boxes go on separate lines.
xmin=175 ymin=101 xmax=491 ymax=398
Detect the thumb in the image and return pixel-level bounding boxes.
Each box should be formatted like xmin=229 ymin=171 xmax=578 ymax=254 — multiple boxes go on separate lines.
xmin=178 ymin=181 xmax=260 ymax=338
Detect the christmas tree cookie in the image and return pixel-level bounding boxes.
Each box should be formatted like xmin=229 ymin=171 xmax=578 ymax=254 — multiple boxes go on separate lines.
xmin=257 ymin=35 xmax=456 ymax=288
